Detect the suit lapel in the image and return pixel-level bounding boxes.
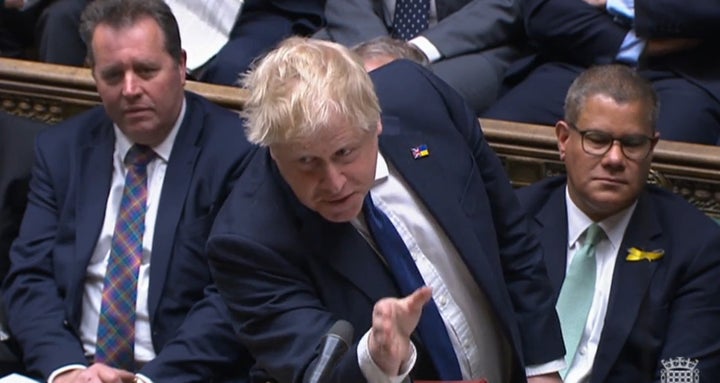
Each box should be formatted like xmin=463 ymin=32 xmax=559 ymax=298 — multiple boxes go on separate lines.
xmin=535 ymin=186 xmax=569 ymax=295
xmin=592 ymin=192 xmax=663 ymax=383
xmin=147 ymin=98 xmax=201 ymax=318
xmin=73 ymin=120 xmax=114 ymax=312
xmin=300 ymin=208 xmax=399 ymax=305
xmin=377 ymin=117 xmax=511 ymax=324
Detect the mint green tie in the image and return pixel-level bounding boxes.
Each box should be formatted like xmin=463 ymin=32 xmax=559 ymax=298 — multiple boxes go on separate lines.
xmin=557 ymin=223 xmax=603 ymax=376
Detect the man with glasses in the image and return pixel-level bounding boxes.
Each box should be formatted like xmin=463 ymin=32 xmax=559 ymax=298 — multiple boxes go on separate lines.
xmin=516 ymin=64 xmax=720 ymax=382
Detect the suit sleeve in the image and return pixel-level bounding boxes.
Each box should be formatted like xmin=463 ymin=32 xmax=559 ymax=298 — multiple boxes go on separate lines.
xmin=242 ymin=0 xmax=325 ymax=35
xmin=656 ymin=226 xmax=720 ymax=382
xmin=2 ymin=135 xmax=88 ymax=378
xmin=208 ymin=227 xmax=366 ymax=383
xmin=524 ymin=0 xmax=628 ymax=66
xmin=634 ymin=0 xmax=720 ymax=38
xmin=412 ymin=63 xmax=565 ymax=365
xmin=320 ymin=0 xmax=390 ymax=46
xmin=420 ymin=0 xmax=522 ymax=59
xmin=140 ymin=286 xmax=254 ymax=382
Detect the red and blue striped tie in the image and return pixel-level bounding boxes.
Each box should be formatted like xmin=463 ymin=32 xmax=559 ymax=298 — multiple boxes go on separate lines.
xmin=95 ymin=144 xmax=155 ymax=370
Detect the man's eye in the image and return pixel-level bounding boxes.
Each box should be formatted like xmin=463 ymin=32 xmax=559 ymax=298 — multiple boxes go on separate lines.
xmin=337 ymin=148 xmax=353 ymax=157
xmin=585 ymin=133 xmax=611 ymax=145
xmin=621 ymin=136 xmax=648 ymax=147
xmin=103 ymin=72 xmax=122 ymax=83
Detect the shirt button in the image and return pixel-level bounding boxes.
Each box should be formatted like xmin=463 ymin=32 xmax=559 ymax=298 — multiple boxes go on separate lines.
xmin=439 ymin=296 xmax=447 ymax=306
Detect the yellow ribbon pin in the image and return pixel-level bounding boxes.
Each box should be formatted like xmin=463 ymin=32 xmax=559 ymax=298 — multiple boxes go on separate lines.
xmin=626 ymin=247 xmax=664 ymax=262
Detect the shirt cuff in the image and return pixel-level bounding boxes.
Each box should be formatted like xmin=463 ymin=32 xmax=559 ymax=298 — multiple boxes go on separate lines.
xmin=615 ymin=30 xmax=646 ymax=65
xmin=48 ymin=365 xmax=87 ymax=383
xmin=606 ymin=0 xmax=634 ymax=25
xmin=135 ymin=373 xmax=153 ymax=383
xmin=409 ymin=36 xmax=442 ymax=64
xmin=525 ymin=358 xmax=566 ymax=377
xmin=357 ymin=329 xmax=416 ymax=383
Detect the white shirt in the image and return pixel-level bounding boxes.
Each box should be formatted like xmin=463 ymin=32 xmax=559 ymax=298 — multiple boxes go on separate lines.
xmin=48 ymin=99 xmax=187 ymax=383
xmin=382 ymin=0 xmax=443 ymax=62
xmin=563 ymin=187 xmax=637 ymax=383
xmin=352 ymin=152 xmax=517 ymax=383
xmin=165 ymin=0 xmax=244 ymax=70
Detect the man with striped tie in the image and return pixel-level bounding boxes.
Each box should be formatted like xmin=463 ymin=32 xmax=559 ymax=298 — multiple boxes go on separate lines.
xmin=2 ymin=0 xmax=256 ymax=382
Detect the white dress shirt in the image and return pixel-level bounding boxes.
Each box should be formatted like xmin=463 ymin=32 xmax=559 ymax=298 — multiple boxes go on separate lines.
xmin=352 ymin=152 xmax=518 ymax=383
xmin=164 ymin=0 xmax=244 ymax=70
xmin=563 ymin=187 xmax=637 ymax=383
xmin=48 ymin=100 xmax=187 ymax=383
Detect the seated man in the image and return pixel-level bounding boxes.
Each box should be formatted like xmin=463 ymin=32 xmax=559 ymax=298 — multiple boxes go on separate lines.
xmin=208 ymin=38 xmax=565 ymax=383
xmin=516 ymin=64 xmax=720 ymax=382
xmin=0 ymin=111 xmax=46 ymax=375
xmin=314 ymin=0 xmax=527 ymax=114
xmin=484 ymin=0 xmax=720 ymax=145
xmin=2 ymin=0 xmax=255 ymax=382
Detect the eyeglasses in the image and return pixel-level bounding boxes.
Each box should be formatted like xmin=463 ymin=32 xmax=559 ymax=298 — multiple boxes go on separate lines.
xmin=567 ymin=123 xmax=657 ymax=161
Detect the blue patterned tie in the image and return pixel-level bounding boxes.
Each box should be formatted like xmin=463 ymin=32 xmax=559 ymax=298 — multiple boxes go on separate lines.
xmin=362 ymin=193 xmax=462 ymax=380
xmin=391 ymin=0 xmax=431 ymax=40
xmin=95 ymin=144 xmax=155 ymax=370
xmin=556 ymin=223 xmax=603 ymax=376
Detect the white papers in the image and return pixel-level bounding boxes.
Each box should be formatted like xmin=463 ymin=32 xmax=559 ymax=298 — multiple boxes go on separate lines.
xmin=164 ymin=0 xmax=244 ymax=70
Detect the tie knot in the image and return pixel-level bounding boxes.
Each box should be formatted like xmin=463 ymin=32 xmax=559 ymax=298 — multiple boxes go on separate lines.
xmin=125 ymin=144 xmax=156 ymax=167
xmin=584 ymin=223 xmax=603 ymax=247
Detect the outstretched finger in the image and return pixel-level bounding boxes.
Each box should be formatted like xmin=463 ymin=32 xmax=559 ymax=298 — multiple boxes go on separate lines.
xmin=404 ymin=286 xmax=432 ymax=313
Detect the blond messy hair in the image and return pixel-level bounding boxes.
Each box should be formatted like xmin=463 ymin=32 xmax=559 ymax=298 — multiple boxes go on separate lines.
xmin=241 ymin=37 xmax=381 ymax=146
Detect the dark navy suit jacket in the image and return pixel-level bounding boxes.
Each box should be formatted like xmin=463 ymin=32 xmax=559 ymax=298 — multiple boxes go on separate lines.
xmin=2 ymin=92 xmax=256 ymax=382
xmin=522 ymin=0 xmax=720 ymax=102
xmin=208 ymin=60 xmax=564 ymax=383
xmin=0 ymin=112 xmax=46 ymax=282
xmin=517 ymin=176 xmax=720 ymax=383
xmin=200 ymin=0 xmax=325 ymax=86
xmin=0 ymin=111 xmax=46 ymax=374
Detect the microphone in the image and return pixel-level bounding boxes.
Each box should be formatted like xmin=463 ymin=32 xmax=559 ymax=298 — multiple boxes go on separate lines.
xmin=303 ymin=320 xmax=354 ymax=383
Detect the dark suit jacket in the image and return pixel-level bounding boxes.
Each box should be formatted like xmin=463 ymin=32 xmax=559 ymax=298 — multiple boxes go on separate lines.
xmin=522 ymin=0 xmax=720 ymax=102
xmin=0 ymin=111 xmax=46 ymax=374
xmin=2 ymin=92 xmax=256 ymax=382
xmin=314 ymin=0 xmax=525 ymax=112
xmin=0 ymin=111 xmax=46 ymax=282
xmin=318 ymin=0 xmax=520 ymax=59
xmin=199 ymin=0 xmax=325 ymax=86
xmin=516 ymin=177 xmax=720 ymax=383
xmin=208 ymin=60 xmax=564 ymax=383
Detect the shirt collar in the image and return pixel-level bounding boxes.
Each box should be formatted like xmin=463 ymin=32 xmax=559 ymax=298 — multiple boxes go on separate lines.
xmin=373 ymin=150 xmax=390 ymax=185
xmin=565 ymin=186 xmax=637 ymax=252
xmin=114 ymin=97 xmax=187 ymax=163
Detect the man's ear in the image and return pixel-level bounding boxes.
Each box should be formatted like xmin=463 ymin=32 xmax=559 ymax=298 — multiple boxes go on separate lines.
xmin=556 ymin=121 xmax=570 ymax=161
xmin=376 ymin=121 xmax=383 ymax=136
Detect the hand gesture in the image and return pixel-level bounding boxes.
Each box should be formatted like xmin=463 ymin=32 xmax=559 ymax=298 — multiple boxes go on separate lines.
xmin=368 ymin=286 xmax=432 ymax=376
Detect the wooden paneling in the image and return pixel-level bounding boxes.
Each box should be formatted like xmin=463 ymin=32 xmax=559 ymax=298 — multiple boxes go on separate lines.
xmin=2 ymin=57 xmax=718 ymax=219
